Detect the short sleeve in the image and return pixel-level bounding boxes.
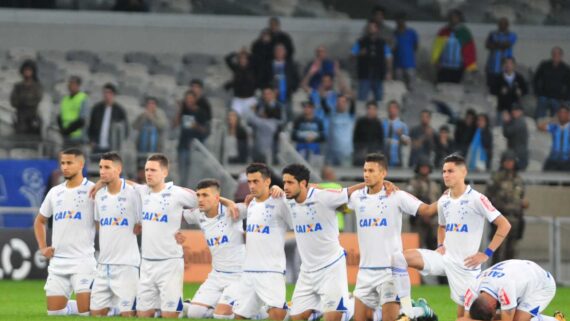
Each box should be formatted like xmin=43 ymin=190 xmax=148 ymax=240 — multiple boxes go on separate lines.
xmin=437 ymin=195 xmax=446 ymax=226
xmin=347 ymin=192 xmax=357 ymax=210
xmin=183 ymin=209 xmax=200 ymax=225
xmin=39 ymin=189 xmax=54 ymax=218
xmin=277 ymin=198 xmax=293 ymax=229
xmin=384 ymin=44 xmax=392 ymax=58
xmin=93 ymin=199 xmax=100 ymax=221
xmin=497 ymin=283 xmax=517 ymax=311
xmin=396 ymin=191 xmax=423 ymax=216
xmin=475 ymin=194 xmax=501 ymax=223
xmin=318 ymin=188 xmax=349 ymax=210
xmin=237 ymin=203 xmax=248 ymax=220
xmin=351 ymin=42 xmax=360 ymax=56
xmin=179 ymin=188 xmax=198 ymax=209
xmin=131 ymin=188 xmax=142 ymax=224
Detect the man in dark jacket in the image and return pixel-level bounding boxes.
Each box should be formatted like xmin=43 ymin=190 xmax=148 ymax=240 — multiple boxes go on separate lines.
xmin=291 ymin=101 xmax=325 ymax=161
xmin=502 ymin=104 xmax=529 ymax=170
xmin=87 ymin=83 xmax=128 ymax=153
xmin=268 ymin=17 xmax=295 ymax=60
xmin=352 ymin=101 xmax=384 ymax=166
xmin=490 ymin=57 xmax=528 ymax=123
xmin=533 ymin=46 xmax=570 ymax=119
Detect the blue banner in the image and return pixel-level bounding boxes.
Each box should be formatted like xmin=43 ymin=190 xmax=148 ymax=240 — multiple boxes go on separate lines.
xmin=0 ymin=159 xmax=58 ymax=208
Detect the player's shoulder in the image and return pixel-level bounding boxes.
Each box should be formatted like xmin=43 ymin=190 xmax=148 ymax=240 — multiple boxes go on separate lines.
xmin=171 ymin=184 xmax=196 ymax=196
xmin=438 ymin=189 xmax=451 ymax=201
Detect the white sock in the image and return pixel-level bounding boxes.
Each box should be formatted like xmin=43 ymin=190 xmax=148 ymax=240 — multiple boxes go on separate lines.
xmin=373 ymin=307 xmax=382 ymax=321
xmin=47 ymin=308 xmax=69 ymax=316
xmin=391 ymin=252 xmax=412 ymax=316
xmin=252 ymin=308 xmax=269 ymax=320
xmin=154 ymin=310 xmax=161 ymax=318
xmin=66 ymin=300 xmax=79 ymax=315
xmin=214 ymin=313 xmax=234 ymax=319
xmin=78 ymin=311 xmax=89 ymax=316
xmin=187 ymin=304 xmax=214 ymax=318
xmin=411 ymin=307 xmax=425 ymax=318
xmin=531 ymin=315 xmax=558 ymax=321
xmin=107 ymin=307 xmax=120 ymax=316
xmin=309 ymin=310 xmax=323 ymax=321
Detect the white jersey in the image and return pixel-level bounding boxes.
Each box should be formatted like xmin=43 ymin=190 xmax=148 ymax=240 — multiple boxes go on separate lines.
xmin=464 ymin=260 xmax=553 ymax=311
xmin=437 ymin=185 xmax=501 ymax=267
xmin=183 ymin=204 xmax=245 ymax=273
xmin=242 ymin=196 xmax=292 ymax=273
xmin=135 ymin=182 xmax=197 ymax=260
xmin=39 ymin=178 xmax=96 ymax=259
xmin=285 ymin=187 xmax=348 ymax=272
xmin=348 ymin=188 xmax=423 ymax=268
xmin=94 ymin=179 xmax=142 ymax=266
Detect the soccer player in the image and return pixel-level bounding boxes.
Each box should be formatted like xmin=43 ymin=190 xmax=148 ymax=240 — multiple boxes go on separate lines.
xmin=281 ymin=163 xmax=366 ymax=321
xmin=348 ymin=153 xmax=437 ymax=321
xmin=232 ymin=163 xmax=292 ymax=321
xmin=90 ymin=152 xmax=141 ymax=317
xmin=33 ymin=148 xmax=96 ymax=316
xmin=391 ymin=154 xmax=512 ymax=320
xmin=460 ymin=260 xmax=565 ymax=321
xmin=134 ymin=154 xmax=198 ymax=318
xmin=182 ymin=179 xmax=245 ymax=319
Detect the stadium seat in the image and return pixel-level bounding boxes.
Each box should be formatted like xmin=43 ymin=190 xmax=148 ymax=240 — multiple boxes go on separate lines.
xmin=149 ymin=63 xmax=177 ymax=77
xmin=92 ymin=61 xmax=121 ymax=77
xmin=66 ymin=50 xmax=100 ymax=69
xmin=124 ymin=51 xmax=157 ymax=69
xmin=9 ymin=148 xmax=39 ymax=159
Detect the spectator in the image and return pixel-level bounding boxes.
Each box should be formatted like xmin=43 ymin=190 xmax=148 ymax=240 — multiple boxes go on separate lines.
xmin=251 ymin=28 xmax=273 ymax=86
xmin=434 ymin=125 xmax=455 ymax=167
xmin=432 ymin=9 xmax=477 ymax=83
xmin=291 ymin=101 xmax=325 ymax=161
xmin=393 ymin=12 xmax=419 ymax=88
xmin=368 ymin=5 xmax=395 ymax=48
xmin=538 ymin=105 xmax=570 ymax=171
xmin=224 ymin=110 xmax=248 ymax=164
xmin=132 ymin=96 xmax=167 ymax=154
xmin=502 ymin=104 xmax=529 ymax=170
xmin=325 ymin=95 xmax=355 ymax=166
xmin=242 ymin=104 xmax=282 ymax=164
xmin=533 ymin=47 xmax=570 ymax=119
xmin=486 ymin=150 xmax=528 ymax=264
xmin=352 ymin=101 xmax=384 ymax=166
xmin=310 ymin=74 xmax=349 ymax=133
xmin=485 ymin=17 xmax=517 ymax=89
xmin=490 ymin=57 xmax=528 ymax=123
xmin=318 ymin=165 xmax=348 ymax=232
xmin=260 ymin=44 xmax=299 ymax=120
xmin=57 ymin=75 xmax=88 ymax=147
xmin=409 ymin=110 xmax=437 ymax=168
xmin=406 ymin=158 xmax=441 ymax=250
xmin=301 ymin=45 xmax=339 ymax=91
xmin=225 ymin=49 xmax=258 ymax=116
xmin=352 ymin=20 xmax=393 ymax=102
xmin=467 ymin=113 xmax=493 ymax=171
xmin=190 ymin=79 xmax=212 ymax=121
xmin=174 ymin=90 xmax=211 ymax=186
xmin=382 ymin=100 xmax=409 ymax=167
xmin=87 ymin=83 xmax=128 ymax=154
xmin=10 ymin=59 xmax=43 ymax=136
xmin=256 ymin=87 xmax=284 ymax=121
xmin=454 ymin=108 xmax=477 ymax=156
xmin=267 ymin=16 xmax=295 ymax=59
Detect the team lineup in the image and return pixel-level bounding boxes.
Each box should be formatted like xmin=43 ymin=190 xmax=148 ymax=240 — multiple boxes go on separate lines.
xmin=33 ymin=149 xmax=566 ymax=321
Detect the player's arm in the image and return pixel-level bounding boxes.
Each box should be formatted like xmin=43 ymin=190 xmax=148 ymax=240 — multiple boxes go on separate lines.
xmin=219 ymin=197 xmax=240 ymax=220
xmin=33 ymin=214 xmax=54 ymax=259
xmin=417 ymin=202 xmax=437 ymax=217
xmin=465 ymin=215 xmax=511 ymax=268
xmin=436 ymin=225 xmax=446 ymax=254
xmin=499 ymin=309 xmax=515 ymax=321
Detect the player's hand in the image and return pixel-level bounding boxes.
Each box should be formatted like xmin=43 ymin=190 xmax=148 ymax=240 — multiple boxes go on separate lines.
xmin=244 ymin=194 xmax=254 ymax=206
xmin=270 ymin=185 xmax=284 ymax=198
xmin=133 ymin=224 xmax=142 ymax=235
xmin=383 ymin=180 xmax=399 ymax=196
xmin=175 ymin=231 xmax=186 ymax=245
xmin=89 ymin=180 xmax=106 ymax=199
xmin=436 ymin=245 xmax=445 ymax=255
xmin=227 ymin=202 xmax=240 ymax=220
xmin=40 ymin=246 xmax=55 ymax=259
xmin=464 ymin=252 xmax=489 ymax=268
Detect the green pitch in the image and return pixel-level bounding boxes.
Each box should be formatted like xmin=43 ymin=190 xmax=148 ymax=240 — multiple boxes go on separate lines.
xmin=0 ymin=280 xmax=568 ymax=321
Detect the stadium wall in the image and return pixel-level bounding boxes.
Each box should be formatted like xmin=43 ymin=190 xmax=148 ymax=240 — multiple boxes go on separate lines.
xmin=0 ymin=9 xmax=568 ymax=69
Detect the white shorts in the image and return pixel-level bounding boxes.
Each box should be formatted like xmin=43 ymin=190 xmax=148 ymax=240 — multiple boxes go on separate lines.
xmin=231 ymin=97 xmax=257 ymax=115
xmin=290 ymin=255 xmax=349 ymax=316
xmin=44 ymin=256 xmax=97 ymax=298
xmin=517 ymin=272 xmax=556 ymax=316
xmin=90 ymin=264 xmax=139 ymax=312
xmin=137 ymin=258 xmax=184 ymax=313
xmin=232 ymin=272 xmax=287 ymax=318
xmin=353 ymin=268 xmax=398 ymax=308
xmin=418 ymin=249 xmax=479 ymax=305
xmin=192 ymin=270 xmax=242 ymax=308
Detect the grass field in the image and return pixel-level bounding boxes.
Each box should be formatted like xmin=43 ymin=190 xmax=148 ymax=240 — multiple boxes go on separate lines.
xmin=0 ymin=281 xmax=568 ymax=321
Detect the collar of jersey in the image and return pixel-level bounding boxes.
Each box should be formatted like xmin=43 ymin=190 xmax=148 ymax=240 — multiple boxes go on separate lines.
xmin=449 ymin=184 xmax=472 ymax=199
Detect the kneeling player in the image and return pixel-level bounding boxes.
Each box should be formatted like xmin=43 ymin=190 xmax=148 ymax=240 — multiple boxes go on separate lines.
xmin=461 ymin=259 xmax=565 ymax=321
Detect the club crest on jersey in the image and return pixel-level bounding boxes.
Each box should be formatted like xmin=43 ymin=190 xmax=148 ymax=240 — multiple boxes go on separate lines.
xmin=443 ymin=201 xmax=451 ymax=208
xmin=100 ymin=217 xmax=129 ymax=226
xmin=142 ymin=212 xmax=168 ymax=223
xmin=295 ymin=223 xmax=323 ymax=233
xmin=359 ymin=218 xmax=388 ymax=227
xmin=246 ymin=224 xmax=270 ymax=234
xmin=54 ymin=210 xmax=82 ymax=221
xmin=101 ymin=195 xmax=108 ymax=201
xmin=207 ymin=235 xmax=229 ymax=247
xmin=445 ymin=223 xmax=469 ymax=232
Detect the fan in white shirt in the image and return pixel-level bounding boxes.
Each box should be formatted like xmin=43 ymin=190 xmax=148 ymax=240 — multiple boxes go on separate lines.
xmin=34 ymin=148 xmax=96 ymax=316
xmin=392 ymin=154 xmax=512 ymax=321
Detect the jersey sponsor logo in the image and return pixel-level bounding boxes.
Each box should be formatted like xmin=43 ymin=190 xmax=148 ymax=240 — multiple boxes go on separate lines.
xmin=206 ymin=235 xmax=229 ymax=247
xmin=246 ymin=224 xmax=270 ymax=234
xmin=443 ymin=201 xmax=451 ymax=209
xmin=54 ymin=210 xmax=82 ymax=221
xmin=480 ymin=195 xmax=496 ymax=212
xmin=100 ymin=217 xmax=129 ymax=226
xmin=445 ymin=223 xmax=469 ymax=232
xmin=142 ymin=212 xmax=168 ymax=223
xmin=359 ymin=218 xmax=388 ymax=227
xmin=101 ymin=195 xmax=108 ymax=201
xmin=295 ymin=223 xmax=323 ymax=233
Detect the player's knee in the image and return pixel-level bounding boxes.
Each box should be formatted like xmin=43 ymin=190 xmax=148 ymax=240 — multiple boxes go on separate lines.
xmin=187 ymin=304 xmax=214 ymax=318
xmin=47 ymin=308 xmax=69 ymax=316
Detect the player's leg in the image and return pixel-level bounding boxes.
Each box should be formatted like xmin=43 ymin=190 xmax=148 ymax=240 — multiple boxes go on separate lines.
xmin=186 ymin=272 xmax=225 ymax=318
xmin=90 ymin=264 xmax=113 ymax=316
xmin=381 ymin=303 xmax=399 ymax=321
xmin=257 ymin=273 xmax=288 ymax=321
xmin=354 ymin=298 xmax=374 ymax=321
xmin=444 ymin=259 xmax=479 ymax=320
xmin=158 ymin=258 xmax=185 ymax=318
xmin=214 ymin=274 xmax=242 ymax=319
xmin=137 ymin=260 xmax=160 ymax=317
xmin=290 ymin=268 xmax=319 ymax=321
xmin=110 ymin=265 xmax=139 ymax=317
xmin=319 ymin=257 xmax=350 ymax=321
xmin=378 ymin=278 xmax=401 ymax=321
xmin=518 ymin=274 xmax=558 ymax=321
xmin=233 ymin=273 xmax=261 ymax=320
xmin=69 ymin=272 xmax=95 ymax=315
xmin=353 ymin=269 xmax=379 ymax=321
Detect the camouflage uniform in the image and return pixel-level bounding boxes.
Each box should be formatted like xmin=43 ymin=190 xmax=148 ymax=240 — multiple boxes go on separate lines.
xmin=406 ymin=175 xmax=441 ymax=250
xmin=485 ymin=170 xmax=526 ymax=264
